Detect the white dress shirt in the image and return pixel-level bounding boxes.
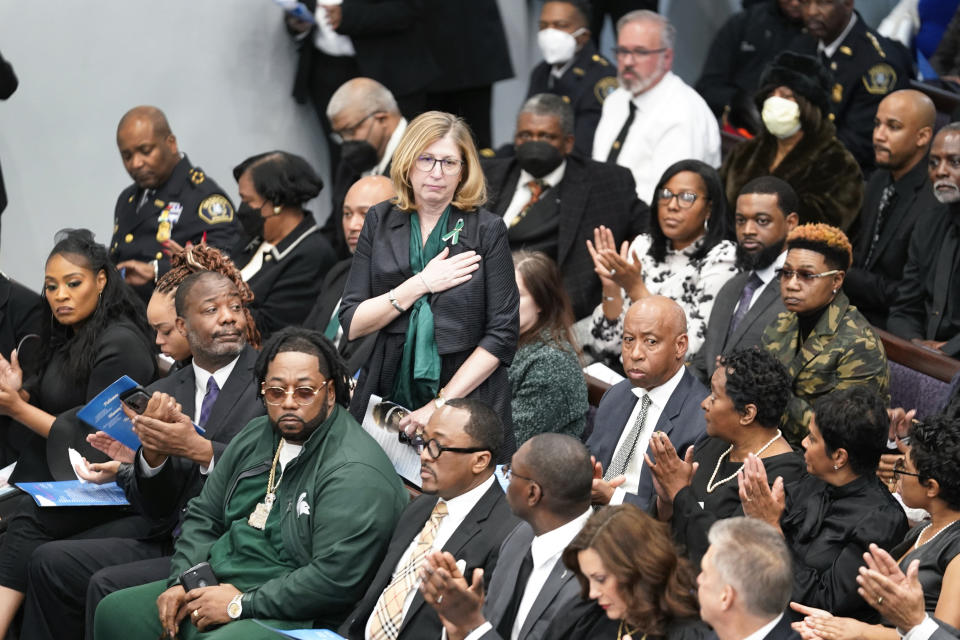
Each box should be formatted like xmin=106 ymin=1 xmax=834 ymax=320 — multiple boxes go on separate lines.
xmin=364 ymin=475 xmax=497 ymax=639
xmin=609 ymin=364 xmax=687 ymax=506
xmin=591 ymin=72 xmax=721 ymax=202
xmin=464 ymin=508 xmax=593 ymax=640
xmin=501 ymin=160 xmax=567 ymax=228
xmin=367 ymin=118 xmax=407 ymax=178
xmin=819 ymin=13 xmax=858 ymax=59
xmin=747 ymin=251 xmax=786 ymax=312
xmin=742 ymin=614 xmax=783 ymax=640
xmin=240 ymin=240 xmax=276 ymax=282
xmin=902 ymin=615 xmax=941 ymax=640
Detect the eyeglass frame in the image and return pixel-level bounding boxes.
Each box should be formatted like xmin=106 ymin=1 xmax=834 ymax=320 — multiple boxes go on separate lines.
xmin=893 ymin=457 xmax=922 ymax=479
xmin=260 ymin=380 xmax=330 ymax=406
xmin=413 ymin=436 xmax=489 ymax=460
xmin=329 ymin=111 xmax=379 ymax=145
xmin=612 ymin=46 xmax=667 ymax=61
xmin=414 ymin=154 xmax=464 ymax=176
xmin=502 ymin=463 xmax=541 ymax=491
xmin=656 ymin=188 xmax=702 ymax=210
xmin=776 ymin=268 xmax=842 ymax=283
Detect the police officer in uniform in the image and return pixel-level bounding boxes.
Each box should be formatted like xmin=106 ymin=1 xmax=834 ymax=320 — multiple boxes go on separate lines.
xmin=527 ymin=0 xmax=617 ymax=157
xmin=788 ymin=1 xmax=912 ymax=171
xmin=111 ymin=106 xmax=241 ymax=302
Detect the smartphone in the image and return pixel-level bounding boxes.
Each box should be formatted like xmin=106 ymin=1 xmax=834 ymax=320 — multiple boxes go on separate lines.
xmin=119 ymin=386 xmax=151 ymax=414
xmin=179 ymin=562 xmax=219 ymax=591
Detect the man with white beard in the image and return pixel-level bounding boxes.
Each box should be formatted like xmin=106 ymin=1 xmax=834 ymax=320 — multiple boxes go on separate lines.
xmin=888 ymin=123 xmax=960 ymax=358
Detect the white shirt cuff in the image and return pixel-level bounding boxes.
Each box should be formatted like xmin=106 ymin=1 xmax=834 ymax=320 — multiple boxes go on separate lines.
xmin=463 ymin=621 xmax=493 ymax=640
xmin=137 ymin=450 xmax=166 ymax=477
xmin=609 ymin=487 xmax=626 ymax=505
xmin=200 ymin=454 xmax=216 ymax=476
xmin=902 ymin=615 xmax=938 ymax=640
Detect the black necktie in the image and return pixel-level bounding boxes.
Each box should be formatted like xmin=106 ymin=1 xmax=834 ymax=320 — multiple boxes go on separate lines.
xmin=864 ymin=183 xmax=896 ymax=267
xmin=606 ymin=101 xmax=637 ymax=164
xmin=497 ymin=549 xmax=534 ymax=639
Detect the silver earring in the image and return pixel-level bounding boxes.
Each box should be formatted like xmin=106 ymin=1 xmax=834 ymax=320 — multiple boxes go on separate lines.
xmin=273 ymin=205 xmax=282 ymax=215
xmin=832 ymin=289 xmax=838 ymax=294
xmin=833 ymin=464 xmax=839 ymax=470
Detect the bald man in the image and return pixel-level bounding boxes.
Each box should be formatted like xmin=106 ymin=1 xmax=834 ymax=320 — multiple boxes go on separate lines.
xmin=846 ymin=89 xmax=942 ymax=328
xmin=586 ymin=295 xmax=708 ymax=509
xmin=303 ymin=175 xmax=395 ymax=375
xmin=110 ymin=106 xmax=241 ymax=302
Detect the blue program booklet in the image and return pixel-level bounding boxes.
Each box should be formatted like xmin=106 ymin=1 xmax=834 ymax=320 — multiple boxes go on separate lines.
xmin=15 ymin=480 xmax=129 ymax=507
xmin=254 ymin=621 xmax=345 ymax=639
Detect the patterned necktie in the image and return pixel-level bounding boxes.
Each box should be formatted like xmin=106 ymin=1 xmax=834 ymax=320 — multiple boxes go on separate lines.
xmin=604 ymin=394 xmax=652 ymax=480
xmin=606 ymin=100 xmax=637 ymax=164
xmin=864 ymin=183 xmax=896 ymax=267
xmin=727 ymin=272 xmax=765 ymax=339
xmin=510 ymin=179 xmax=547 ymax=228
xmin=198 ymin=376 xmax=220 ymax=427
xmin=369 ymin=500 xmax=449 ymax=640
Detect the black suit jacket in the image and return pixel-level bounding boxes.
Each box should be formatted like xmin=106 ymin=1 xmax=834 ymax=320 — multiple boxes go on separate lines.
xmin=482 ymin=154 xmax=648 ymax=319
xmin=586 ymin=369 xmax=708 ymax=508
xmin=764 ymin=613 xmax=803 ymax=640
xmin=690 ymin=270 xmax=784 ymax=385
xmin=846 ymin=159 xmax=943 ymax=328
xmin=341 ymin=480 xmax=519 ymax=640
xmin=0 ymin=51 xmax=16 ymax=215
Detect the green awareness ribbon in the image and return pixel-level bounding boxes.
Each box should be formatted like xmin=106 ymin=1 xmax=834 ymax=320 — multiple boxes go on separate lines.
xmin=441 ymin=218 xmax=464 ymax=245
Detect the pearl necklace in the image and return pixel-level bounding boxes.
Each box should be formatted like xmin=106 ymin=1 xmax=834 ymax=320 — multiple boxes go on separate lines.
xmin=705 ymin=430 xmax=783 ymax=494
xmin=913 ymin=519 xmax=960 ymax=550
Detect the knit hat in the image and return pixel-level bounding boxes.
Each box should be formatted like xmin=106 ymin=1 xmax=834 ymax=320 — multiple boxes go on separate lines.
xmin=756 ymin=51 xmax=833 ymax=116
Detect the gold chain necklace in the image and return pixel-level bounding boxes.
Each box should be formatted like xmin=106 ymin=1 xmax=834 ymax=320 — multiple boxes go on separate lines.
xmin=617 ymin=620 xmax=647 ymax=640
xmin=248 ymin=440 xmax=285 ymax=530
xmin=706 ymin=430 xmax=783 ymax=493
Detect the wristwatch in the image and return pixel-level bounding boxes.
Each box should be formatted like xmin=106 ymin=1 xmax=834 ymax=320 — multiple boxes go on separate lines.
xmin=227 ymin=593 xmax=244 ymax=620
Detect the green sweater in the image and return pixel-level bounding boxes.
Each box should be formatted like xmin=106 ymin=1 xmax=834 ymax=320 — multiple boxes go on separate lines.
xmin=168 ymin=405 xmax=407 ymax=629
xmin=508 ymin=335 xmax=588 ymax=446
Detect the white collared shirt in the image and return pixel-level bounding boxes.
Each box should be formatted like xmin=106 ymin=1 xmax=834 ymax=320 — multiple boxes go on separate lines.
xmin=742 ymin=614 xmax=783 ymax=640
xmin=747 ymin=251 xmax=786 ymax=312
xmin=364 ymin=475 xmax=497 ymax=640
xmin=609 ymin=364 xmax=687 ymax=505
xmin=592 ymin=72 xmax=721 ymax=201
xmin=501 ymin=160 xmax=567 ymax=228
xmin=240 ymin=240 xmax=276 ymax=281
xmin=819 ymin=13 xmax=858 ymax=59
xmin=367 ymin=118 xmax=407 ymax=178
xmin=464 ymin=508 xmax=593 ymax=640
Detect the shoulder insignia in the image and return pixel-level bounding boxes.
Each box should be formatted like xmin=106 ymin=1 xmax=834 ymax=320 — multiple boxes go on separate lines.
xmin=198 ymin=195 xmax=234 ymax=225
xmin=591 ymin=53 xmax=609 ymax=67
xmin=189 ymin=168 xmax=205 ymax=185
xmin=594 ymin=76 xmax=619 ymax=104
xmin=863 ymin=63 xmax=897 ymax=95
xmin=479 ymin=148 xmax=495 ymax=158
xmin=865 ymin=32 xmax=886 ymax=58
xmin=839 ymin=45 xmax=853 ymax=56
xmin=127 ymin=195 xmax=134 ymax=204
xmin=572 ymin=67 xmax=585 ymax=76
xmin=832 ymin=83 xmax=843 ymax=103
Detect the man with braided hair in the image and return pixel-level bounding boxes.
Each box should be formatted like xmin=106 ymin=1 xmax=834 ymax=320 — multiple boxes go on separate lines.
xmin=761 ymin=223 xmax=889 ymax=445
xmin=95 ymin=327 xmax=407 ymax=640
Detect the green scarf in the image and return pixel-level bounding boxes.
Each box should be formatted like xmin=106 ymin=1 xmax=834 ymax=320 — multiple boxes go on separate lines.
xmin=389 ymin=206 xmax=452 ymax=409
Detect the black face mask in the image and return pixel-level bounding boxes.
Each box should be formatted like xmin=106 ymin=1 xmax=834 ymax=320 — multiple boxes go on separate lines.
xmin=237 ymin=203 xmax=264 ymax=243
xmin=341 ymin=140 xmax=379 ymax=174
xmin=515 ymin=141 xmax=565 ymax=178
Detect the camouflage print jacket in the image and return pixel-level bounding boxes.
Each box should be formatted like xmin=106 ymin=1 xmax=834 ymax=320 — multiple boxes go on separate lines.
xmin=761 ymin=292 xmax=889 ymax=446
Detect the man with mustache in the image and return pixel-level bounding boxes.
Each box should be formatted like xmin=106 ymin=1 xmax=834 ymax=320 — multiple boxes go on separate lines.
xmin=591 ymin=10 xmax=719 ymax=201
xmin=95 ymin=326 xmax=407 ymax=639
xmin=340 ymin=398 xmax=518 ymax=640
xmin=21 ymin=270 xmax=266 ymax=640
xmin=111 ymin=106 xmax=241 ymax=302
xmin=889 ymin=123 xmax=960 ymax=357
xmin=846 ymin=89 xmax=939 ymax=329
xmin=690 ymin=176 xmax=799 ymax=385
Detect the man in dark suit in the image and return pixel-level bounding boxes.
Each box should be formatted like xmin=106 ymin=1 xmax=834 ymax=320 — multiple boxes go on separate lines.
xmin=482 ymin=93 xmax=647 ymax=320
xmin=304 ymin=175 xmax=393 ymax=376
xmin=527 ymin=1 xmax=618 ymax=157
xmin=847 ymin=89 xmax=939 ymax=329
xmin=341 ymin=398 xmax=518 ymax=640
xmin=698 ymin=517 xmax=800 ymax=640
xmin=419 ymin=433 xmax=599 ymax=640
xmin=588 ymin=296 xmax=707 ymax=508
xmin=21 ymin=271 xmax=266 ymax=640
xmin=0 ymin=50 xmax=17 ymax=220
xmin=787 ymin=1 xmax=912 ymax=169
xmin=690 ymin=176 xmax=799 ymax=385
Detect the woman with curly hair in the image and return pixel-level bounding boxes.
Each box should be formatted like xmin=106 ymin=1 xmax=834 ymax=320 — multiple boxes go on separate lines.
xmin=761 ymin=223 xmax=888 ymax=445
xmin=791 ymin=414 xmax=960 ymax=639
xmin=561 ymin=504 xmax=710 ymax=640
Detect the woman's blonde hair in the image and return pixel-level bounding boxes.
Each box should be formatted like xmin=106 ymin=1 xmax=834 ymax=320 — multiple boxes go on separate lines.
xmin=390 ymin=111 xmax=487 ymax=212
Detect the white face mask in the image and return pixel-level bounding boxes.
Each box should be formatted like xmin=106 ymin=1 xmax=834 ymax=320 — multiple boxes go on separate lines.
xmin=537 ymin=27 xmax=585 ymax=65
xmin=761 ymin=96 xmax=802 ymax=139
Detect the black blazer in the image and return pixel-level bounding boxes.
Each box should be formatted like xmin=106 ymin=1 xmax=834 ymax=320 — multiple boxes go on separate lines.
xmin=690 ymin=270 xmax=784 ymax=385
xmin=341 ymin=480 xmax=519 ymax=640
xmin=235 ymin=213 xmax=336 ymax=340
xmin=764 ymin=613 xmax=803 ymax=640
xmin=0 ymin=51 xmax=16 ymax=215
xmin=586 ymin=369 xmax=708 ymax=508
xmin=482 ymin=154 xmax=648 ymax=320
xmin=846 ymin=159 xmax=944 ymax=328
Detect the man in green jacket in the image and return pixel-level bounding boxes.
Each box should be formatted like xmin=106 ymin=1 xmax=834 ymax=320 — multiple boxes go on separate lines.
xmin=94 ymin=327 xmax=408 ymax=639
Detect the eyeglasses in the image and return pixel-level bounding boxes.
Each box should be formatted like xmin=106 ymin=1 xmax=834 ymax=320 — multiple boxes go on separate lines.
xmin=502 ymin=463 xmax=536 ymax=484
xmin=776 ymin=268 xmax=841 ymax=283
xmin=415 ymin=437 xmax=489 ymax=461
xmin=261 ymin=380 xmax=330 ymax=406
xmin=330 ymin=111 xmax=377 ymax=145
xmin=893 ymin=458 xmax=922 ymax=479
xmin=612 ymin=46 xmax=667 ymax=60
xmin=415 ymin=155 xmax=463 ymax=175
xmin=657 ymin=188 xmax=701 ymax=209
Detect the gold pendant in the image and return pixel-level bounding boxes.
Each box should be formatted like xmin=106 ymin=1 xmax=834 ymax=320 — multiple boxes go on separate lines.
xmin=247 ymin=493 xmax=275 ymax=530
